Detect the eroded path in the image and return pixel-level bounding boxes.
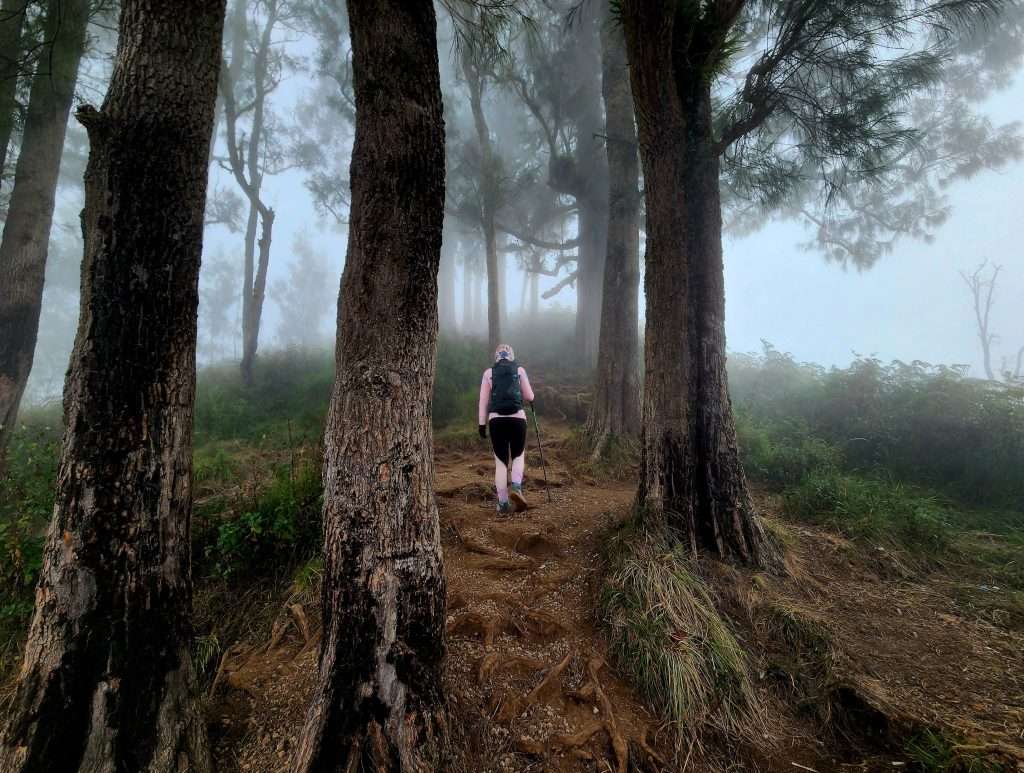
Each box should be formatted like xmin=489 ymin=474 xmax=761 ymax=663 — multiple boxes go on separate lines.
xmin=209 ymin=427 xmax=669 ymax=772
xmin=436 ymin=433 xmax=668 ymax=772
xmin=206 ymin=431 xmax=1024 ymax=772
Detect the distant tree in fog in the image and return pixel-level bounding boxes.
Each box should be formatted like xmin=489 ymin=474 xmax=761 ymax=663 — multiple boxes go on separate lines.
xmin=216 ymin=0 xmax=307 ymax=385
xmin=0 ymin=0 xmax=91 ymax=467
xmin=960 ymin=261 xmax=1023 ymax=382
xmin=272 ymin=234 xmax=333 ymax=349
xmin=199 ymin=249 xmax=242 ymax=363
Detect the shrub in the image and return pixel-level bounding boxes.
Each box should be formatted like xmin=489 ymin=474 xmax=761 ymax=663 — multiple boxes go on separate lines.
xmin=735 ymin=410 xmax=841 ymax=489
xmin=0 ymin=422 xmax=61 ymax=675
xmin=730 ymin=345 xmax=1024 ymax=510
xmin=200 ymin=461 xmax=323 ymax=579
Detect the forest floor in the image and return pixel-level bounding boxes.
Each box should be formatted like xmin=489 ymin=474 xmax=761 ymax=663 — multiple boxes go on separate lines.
xmin=200 ymin=422 xmax=1023 ymax=772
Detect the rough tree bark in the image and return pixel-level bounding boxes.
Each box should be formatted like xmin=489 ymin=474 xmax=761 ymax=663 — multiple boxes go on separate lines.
xmin=0 ymin=0 xmax=225 ymax=770
xmin=0 ymin=0 xmax=89 ymax=468
xmin=622 ymin=2 xmax=775 ymax=567
xmin=291 ymin=0 xmax=448 ymax=770
xmin=585 ymin=1 xmax=642 ymax=454
xmin=0 ymin=0 xmax=30 ymax=183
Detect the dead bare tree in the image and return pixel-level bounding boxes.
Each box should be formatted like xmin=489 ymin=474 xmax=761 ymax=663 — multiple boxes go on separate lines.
xmin=960 ymin=261 xmax=1004 ymax=381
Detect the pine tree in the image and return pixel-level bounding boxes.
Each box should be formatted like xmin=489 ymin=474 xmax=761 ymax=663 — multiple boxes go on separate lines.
xmin=619 ymin=0 xmax=1010 ymax=566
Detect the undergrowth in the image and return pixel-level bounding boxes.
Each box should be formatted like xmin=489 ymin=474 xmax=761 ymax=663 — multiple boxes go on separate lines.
xmin=598 ymin=514 xmax=762 ymax=746
xmin=904 ymin=728 xmax=1006 ymax=773
xmin=783 ymin=471 xmax=952 ymax=555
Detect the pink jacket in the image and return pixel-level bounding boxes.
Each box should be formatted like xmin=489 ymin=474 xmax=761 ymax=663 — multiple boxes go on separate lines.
xmin=479 ymin=366 xmax=535 ymax=425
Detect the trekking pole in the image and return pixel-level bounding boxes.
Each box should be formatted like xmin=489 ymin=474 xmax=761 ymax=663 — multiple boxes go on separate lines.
xmin=529 ymin=403 xmax=553 ymax=503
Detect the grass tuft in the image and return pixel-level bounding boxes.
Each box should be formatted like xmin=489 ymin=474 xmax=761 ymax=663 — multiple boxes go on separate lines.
xmin=598 ymin=515 xmax=762 ymax=744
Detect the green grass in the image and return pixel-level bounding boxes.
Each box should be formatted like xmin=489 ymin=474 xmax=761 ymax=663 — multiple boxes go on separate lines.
xmin=598 ymin=515 xmax=761 ymax=743
xmin=904 ymin=728 xmax=1006 ymax=772
xmin=782 ymin=470 xmax=953 ymax=555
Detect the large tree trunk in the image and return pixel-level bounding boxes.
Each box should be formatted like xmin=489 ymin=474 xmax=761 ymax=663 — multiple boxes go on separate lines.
xmin=585 ymin=1 xmax=641 ymax=453
xmin=0 ymin=0 xmax=89 ymax=468
xmin=291 ymin=0 xmax=448 ymax=770
xmin=623 ymin=3 xmax=774 ymax=567
xmin=0 ymin=0 xmax=225 ymax=770
xmin=0 ymin=0 xmax=30 ymax=185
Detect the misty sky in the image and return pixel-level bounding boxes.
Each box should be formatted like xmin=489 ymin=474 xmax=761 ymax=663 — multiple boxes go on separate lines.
xmin=201 ymin=65 xmax=1023 ymax=378
xmin=26 ymin=18 xmax=1024 ymax=404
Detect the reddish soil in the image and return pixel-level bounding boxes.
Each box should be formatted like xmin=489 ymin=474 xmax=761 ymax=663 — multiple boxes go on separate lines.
xmin=204 ymin=427 xmax=1024 ymax=772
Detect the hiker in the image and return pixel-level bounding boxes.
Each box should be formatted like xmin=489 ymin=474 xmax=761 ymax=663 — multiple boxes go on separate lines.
xmin=479 ymin=344 xmax=535 ymax=514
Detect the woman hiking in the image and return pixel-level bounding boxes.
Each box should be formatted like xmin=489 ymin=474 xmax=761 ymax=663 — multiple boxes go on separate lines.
xmin=479 ymin=344 xmax=535 ymax=514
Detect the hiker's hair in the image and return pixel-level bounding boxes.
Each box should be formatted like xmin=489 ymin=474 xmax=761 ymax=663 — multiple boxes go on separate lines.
xmin=495 ymin=344 xmax=515 ymax=361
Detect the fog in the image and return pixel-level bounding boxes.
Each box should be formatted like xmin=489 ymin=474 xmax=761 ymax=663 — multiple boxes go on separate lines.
xmin=16 ymin=1 xmax=1024 ymax=404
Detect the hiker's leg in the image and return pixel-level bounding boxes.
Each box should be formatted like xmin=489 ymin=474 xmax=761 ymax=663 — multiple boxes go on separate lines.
xmin=509 ymin=418 xmax=528 ymax=485
xmin=489 ymin=418 xmax=512 ymax=503
xmin=494 ymin=454 xmax=509 ymax=503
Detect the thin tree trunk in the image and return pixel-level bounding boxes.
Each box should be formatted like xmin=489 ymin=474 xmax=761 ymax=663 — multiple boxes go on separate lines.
xmin=529 ymin=269 xmax=538 ymax=317
xmin=0 ymin=0 xmax=89 ymax=468
xmin=0 ymin=0 xmax=30 ymax=185
xmin=291 ymin=0 xmax=448 ymax=769
xmin=463 ymin=55 xmax=502 ymax=352
xmin=242 ymin=206 xmax=274 ymax=384
xmin=623 ymin=3 xmax=775 ymax=567
xmin=461 ymin=258 xmax=472 ymax=333
xmin=0 ymin=0 xmax=225 ymax=770
xmin=519 ymin=264 xmax=528 ymax=314
xmin=572 ymin=9 xmax=608 ymax=369
xmin=586 ymin=1 xmax=641 ymax=453
xmin=575 ymin=199 xmax=607 ymax=367
xmin=239 ymin=196 xmax=258 ymax=382
xmin=439 ymin=236 xmax=456 ymax=333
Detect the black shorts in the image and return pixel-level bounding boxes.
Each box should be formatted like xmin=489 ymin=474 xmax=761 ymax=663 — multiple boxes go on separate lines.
xmin=489 ymin=417 xmax=527 ymax=466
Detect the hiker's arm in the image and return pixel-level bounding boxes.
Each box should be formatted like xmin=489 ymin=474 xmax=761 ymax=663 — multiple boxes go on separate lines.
xmin=519 ymin=368 xmax=535 ymax=404
xmin=478 ymin=371 xmax=491 ymax=428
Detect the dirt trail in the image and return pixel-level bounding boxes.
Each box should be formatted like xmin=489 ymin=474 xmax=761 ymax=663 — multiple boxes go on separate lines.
xmin=209 ymin=424 xmax=669 ymax=772
xmin=436 ymin=432 xmax=668 ymax=772
xmin=206 ymin=427 xmax=1024 ymax=772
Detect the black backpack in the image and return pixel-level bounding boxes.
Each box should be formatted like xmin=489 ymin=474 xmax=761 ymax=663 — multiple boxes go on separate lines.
xmin=488 ymin=359 xmax=523 ymax=415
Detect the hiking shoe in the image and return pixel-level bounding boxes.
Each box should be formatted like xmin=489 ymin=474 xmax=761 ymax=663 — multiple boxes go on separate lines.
xmin=497 ymin=500 xmax=513 ymax=515
xmin=509 ymin=483 xmax=528 ymax=512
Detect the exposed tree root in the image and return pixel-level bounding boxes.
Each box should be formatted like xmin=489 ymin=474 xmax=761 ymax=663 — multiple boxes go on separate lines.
xmin=459 ymin=536 xmax=506 ymax=558
xmin=466 ymin=555 xmax=535 ymax=572
xmin=588 ymin=658 xmax=628 ymax=773
xmin=476 ymin=653 xmax=546 ymax=684
xmin=447 ymin=611 xmax=515 ymax=648
xmin=516 ymin=609 xmax=568 ymax=641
